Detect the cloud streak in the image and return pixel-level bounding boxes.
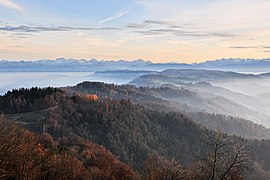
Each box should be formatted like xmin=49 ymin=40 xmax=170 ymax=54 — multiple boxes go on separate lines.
xmin=144 ymin=20 xmax=173 ymax=26
xmin=128 ymin=20 xmax=180 ymax=29
xmin=230 ymin=45 xmax=270 ymax=49
xmin=99 ymin=11 xmax=128 ymax=24
xmin=127 ymin=19 xmax=239 ymax=38
xmin=135 ymin=28 xmax=239 ymax=38
xmin=0 ymin=0 xmax=25 ymax=13
xmin=127 ymin=19 xmax=181 ymax=29
xmin=0 ymin=25 xmax=121 ymax=33
xmin=127 ymin=23 xmax=148 ymax=29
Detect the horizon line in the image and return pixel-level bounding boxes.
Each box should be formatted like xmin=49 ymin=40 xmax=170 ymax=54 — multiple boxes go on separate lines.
xmin=1 ymin=57 xmax=270 ymax=64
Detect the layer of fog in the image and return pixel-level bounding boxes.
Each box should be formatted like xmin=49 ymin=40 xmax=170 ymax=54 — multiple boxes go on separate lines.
xmin=129 ymin=70 xmax=270 ymax=128
xmin=1 ymin=70 xmax=270 ymax=128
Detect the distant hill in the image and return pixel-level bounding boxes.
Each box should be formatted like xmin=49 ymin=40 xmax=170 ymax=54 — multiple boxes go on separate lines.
xmin=87 ymin=70 xmax=155 ymax=85
xmin=259 ymin=72 xmax=270 ymax=79
xmin=129 ymin=69 xmax=270 ymax=127
xmin=188 ymin=112 xmax=270 ymax=140
xmin=159 ymin=69 xmax=260 ymax=81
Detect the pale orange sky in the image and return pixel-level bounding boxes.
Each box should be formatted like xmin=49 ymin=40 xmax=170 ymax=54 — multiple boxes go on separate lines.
xmin=1 ymin=0 xmax=270 ymax=63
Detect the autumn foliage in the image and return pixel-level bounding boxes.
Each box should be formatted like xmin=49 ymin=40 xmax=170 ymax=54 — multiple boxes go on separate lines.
xmin=0 ymin=116 xmax=136 ymax=179
xmin=72 ymin=93 xmax=99 ymax=101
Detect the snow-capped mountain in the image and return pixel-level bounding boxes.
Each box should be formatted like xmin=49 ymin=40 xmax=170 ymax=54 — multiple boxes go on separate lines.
xmin=0 ymin=58 xmax=270 ymax=72
xmin=0 ymin=58 xmax=153 ymax=72
xmin=195 ymin=58 xmax=270 ymax=72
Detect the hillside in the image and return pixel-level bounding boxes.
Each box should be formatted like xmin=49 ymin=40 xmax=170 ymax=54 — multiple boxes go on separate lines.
xmin=66 ymin=82 xmax=270 ymax=137
xmin=188 ymin=112 xmax=270 ymax=140
xmin=0 ymin=117 xmax=136 ymax=179
xmin=1 ymin=86 xmax=270 ymax=178
xmin=0 ymin=87 xmax=206 ymax=169
xmin=3 ymin=84 xmax=270 ymax=141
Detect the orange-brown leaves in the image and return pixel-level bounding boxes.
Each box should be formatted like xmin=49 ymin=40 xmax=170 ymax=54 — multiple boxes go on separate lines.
xmin=73 ymin=93 xmax=99 ymax=101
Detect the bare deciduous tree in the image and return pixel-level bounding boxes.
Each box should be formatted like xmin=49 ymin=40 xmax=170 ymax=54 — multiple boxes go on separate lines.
xmin=194 ymin=132 xmax=253 ymax=180
xmin=141 ymin=156 xmax=195 ymax=180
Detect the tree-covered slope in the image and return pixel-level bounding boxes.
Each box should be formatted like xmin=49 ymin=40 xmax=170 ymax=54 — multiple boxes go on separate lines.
xmin=66 ymin=82 xmax=270 ymax=140
xmin=1 ymin=85 xmax=270 ymax=178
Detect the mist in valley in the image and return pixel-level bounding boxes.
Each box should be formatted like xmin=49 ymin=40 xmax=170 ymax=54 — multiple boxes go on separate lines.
xmin=129 ymin=69 xmax=270 ymax=128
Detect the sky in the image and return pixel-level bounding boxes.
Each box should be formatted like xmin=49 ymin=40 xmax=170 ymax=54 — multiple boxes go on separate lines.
xmin=0 ymin=0 xmax=270 ymax=63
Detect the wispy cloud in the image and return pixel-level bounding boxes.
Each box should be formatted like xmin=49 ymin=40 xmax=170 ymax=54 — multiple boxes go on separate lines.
xmin=99 ymin=11 xmax=128 ymax=24
xmin=135 ymin=28 xmax=239 ymax=38
xmin=231 ymin=45 xmax=270 ymax=54
xmin=0 ymin=0 xmax=25 ymax=13
xmin=127 ymin=20 xmax=196 ymax=32
xmin=127 ymin=20 xmax=177 ymax=29
xmin=0 ymin=25 xmax=121 ymax=33
xmin=230 ymin=45 xmax=270 ymax=49
xmin=127 ymin=23 xmax=148 ymax=29
xmin=144 ymin=20 xmax=173 ymax=26
xmin=10 ymin=45 xmax=24 ymax=48
xmin=127 ymin=19 xmax=239 ymax=38
xmin=9 ymin=35 xmax=28 ymax=39
xmin=170 ymin=25 xmax=183 ymax=29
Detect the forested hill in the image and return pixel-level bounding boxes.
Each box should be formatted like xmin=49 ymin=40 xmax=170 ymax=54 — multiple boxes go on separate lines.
xmin=66 ymin=81 xmax=270 ymax=140
xmin=47 ymin=96 xmax=207 ymax=169
xmin=2 ymin=84 xmax=270 ymax=141
xmin=1 ymin=86 xmax=270 ymax=179
xmin=0 ymin=87 xmax=207 ymax=169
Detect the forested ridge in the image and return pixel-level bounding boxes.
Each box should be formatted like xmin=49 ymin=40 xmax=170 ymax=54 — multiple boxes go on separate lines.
xmin=1 ymin=85 xmax=270 ymax=179
xmin=0 ymin=87 xmax=62 ymax=114
xmin=44 ymin=96 xmax=206 ymax=169
xmin=67 ymin=82 xmax=270 ymax=140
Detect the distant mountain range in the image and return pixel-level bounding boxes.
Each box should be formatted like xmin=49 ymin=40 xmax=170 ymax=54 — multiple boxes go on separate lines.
xmin=0 ymin=58 xmax=152 ymax=72
xmin=196 ymin=58 xmax=270 ymax=72
xmin=1 ymin=58 xmax=270 ymax=72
